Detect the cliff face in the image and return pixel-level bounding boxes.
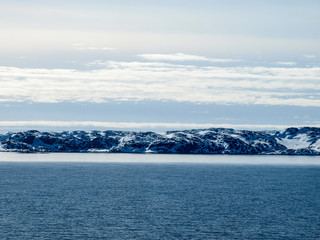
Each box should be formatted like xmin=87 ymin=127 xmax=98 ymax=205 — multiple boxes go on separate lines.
xmin=1 ymin=127 xmax=320 ymax=155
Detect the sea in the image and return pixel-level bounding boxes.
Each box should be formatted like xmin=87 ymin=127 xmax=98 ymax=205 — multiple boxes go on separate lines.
xmin=0 ymin=153 xmax=319 ymax=239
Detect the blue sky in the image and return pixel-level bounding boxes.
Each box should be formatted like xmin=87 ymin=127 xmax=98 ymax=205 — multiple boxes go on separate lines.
xmin=0 ymin=0 xmax=319 ymax=132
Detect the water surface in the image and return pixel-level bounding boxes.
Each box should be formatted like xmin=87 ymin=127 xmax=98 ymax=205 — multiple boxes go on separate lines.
xmin=0 ymin=153 xmax=319 ymax=239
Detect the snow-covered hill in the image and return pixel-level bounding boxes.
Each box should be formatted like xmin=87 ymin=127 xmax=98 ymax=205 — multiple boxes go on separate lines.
xmin=0 ymin=127 xmax=320 ymax=155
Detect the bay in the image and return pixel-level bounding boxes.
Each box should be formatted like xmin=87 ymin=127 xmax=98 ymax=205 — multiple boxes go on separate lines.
xmin=0 ymin=153 xmax=319 ymax=239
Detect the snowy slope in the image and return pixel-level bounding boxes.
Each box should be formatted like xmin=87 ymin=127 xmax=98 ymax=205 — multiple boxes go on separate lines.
xmin=0 ymin=127 xmax=319 ymax=155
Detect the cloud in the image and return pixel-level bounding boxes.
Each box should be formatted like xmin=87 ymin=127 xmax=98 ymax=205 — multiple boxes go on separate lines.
xmin=0 ymin=121 xmax=318 ymax=131
xmin=276 ymin=61 xmax=296 ymax=66
xmin=303 ymin=54 xmax=316 ymax=59
xmin=72 ymin=43 xmax=115 ymax=51
xmin=138 ymin=53 xmax=241 ymax=63
xmin=0 ymin=61 xmax=320 ymax=106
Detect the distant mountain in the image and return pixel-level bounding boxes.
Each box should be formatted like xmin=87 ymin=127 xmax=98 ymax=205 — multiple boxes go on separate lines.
xmin=1 ymin=127 xmax=320 ymax=155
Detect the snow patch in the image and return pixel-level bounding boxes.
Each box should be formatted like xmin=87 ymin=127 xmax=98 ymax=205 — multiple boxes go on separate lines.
xmin=230 ymin=134 xmax=248 ymax=144
xmin=311 ymin=139 xmax=320 ymax=152
xmin=198 ymin=130 xmax=211 ymax=135
xmin=277 ymin=134 xmax=311 ymax=150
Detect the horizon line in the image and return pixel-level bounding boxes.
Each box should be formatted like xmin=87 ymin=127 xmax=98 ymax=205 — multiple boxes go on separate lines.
xmin=0 ymin=121 xmax=319 ymax=132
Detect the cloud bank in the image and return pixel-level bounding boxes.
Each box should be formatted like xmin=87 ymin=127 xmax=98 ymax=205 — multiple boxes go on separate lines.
xmin=276 ymin=61 xmax=297 ymax=66
xmin=0 ymin=60 xmax=320 ymax=106
xmin=0 ymin=121 xmax=318 ymax=131
xmin=138 ymin=53 xmax=240 ymax=63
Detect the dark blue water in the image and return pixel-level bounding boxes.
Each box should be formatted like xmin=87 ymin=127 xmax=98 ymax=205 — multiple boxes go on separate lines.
xmin=0 ymin=161 xmax=320 ymax=239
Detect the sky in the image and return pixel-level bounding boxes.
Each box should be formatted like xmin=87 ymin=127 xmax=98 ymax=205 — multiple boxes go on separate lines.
xmin=0 ymin=0 xmax=320 ymax=132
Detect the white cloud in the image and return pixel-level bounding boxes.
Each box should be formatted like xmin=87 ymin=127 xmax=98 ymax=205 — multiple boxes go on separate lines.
xmin=276 ymin=61 xmax=296 ymax=66
xmin=303 ymin=54 xmax=316 ymax=59
xmin=0 ymin=61 xmax=320 ymax=106
xmin=138 ymin=53 xmax=241 ymax=63
xmin=72 ymin=43 xmax=115 ymax=51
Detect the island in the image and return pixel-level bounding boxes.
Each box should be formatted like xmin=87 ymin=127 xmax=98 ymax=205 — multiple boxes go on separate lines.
xmin=0 ymin=127 xmax=319 ymax=155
